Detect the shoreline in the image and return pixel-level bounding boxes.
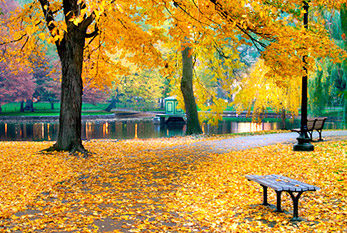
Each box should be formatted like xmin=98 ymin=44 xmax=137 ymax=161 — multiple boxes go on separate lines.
xmin=0 ymin=112 xmax=157 ymax=123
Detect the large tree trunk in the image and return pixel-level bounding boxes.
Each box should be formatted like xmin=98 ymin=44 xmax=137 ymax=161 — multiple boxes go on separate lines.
xmin=181 ymin=45 xmax=202 ymax=135
xmin=51 ymin=26 xmax=87 ymax=153
xmin=38 ymin=0 xmax=95 ymax=155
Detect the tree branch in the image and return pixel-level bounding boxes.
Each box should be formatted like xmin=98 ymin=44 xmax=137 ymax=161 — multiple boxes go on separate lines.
xmin=0 ymin=34 xmax=27 ymax=46
xmin=38 ymin=0 xmax=57 ymax=33
xmin=86 ymin=24 xmax=98 ymax=38
xmin=208 ymin=0 xmax=271 ymax=51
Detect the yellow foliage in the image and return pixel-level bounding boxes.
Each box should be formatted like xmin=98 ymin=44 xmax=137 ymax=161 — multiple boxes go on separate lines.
xmin=2 ymin=0 xmax=345 ymax=106
xmin=234 ymin=59 xmax=301 ymax=120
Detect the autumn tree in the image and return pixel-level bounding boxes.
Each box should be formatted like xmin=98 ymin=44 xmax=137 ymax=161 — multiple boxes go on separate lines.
xmin=180 ymin=42 xmax=203 ymax=135
xmin=0 ymin=0 xmax=36 ymax=112
xmin=234 ymin=59 xmax=301 ymax=128
xmin=4 ymin=0 xmax=166 ymax=154
xmin=156 ymin=0 xmax=343 ymax=136
xmin=31 ymin=54 xmax=61 ymax=109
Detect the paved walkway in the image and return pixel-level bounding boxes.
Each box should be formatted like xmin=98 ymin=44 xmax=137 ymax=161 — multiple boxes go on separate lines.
xmin=189 ymin=130 xmax=347 ymax=153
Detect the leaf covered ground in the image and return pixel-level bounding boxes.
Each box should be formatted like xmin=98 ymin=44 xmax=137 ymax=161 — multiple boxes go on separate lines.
xmin=0 ymin=136 xmax=346 ymax=232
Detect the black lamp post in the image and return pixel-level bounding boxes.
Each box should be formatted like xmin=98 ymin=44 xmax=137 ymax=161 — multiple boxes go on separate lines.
xmin=293 ymin=1 xmax=314 ymax=151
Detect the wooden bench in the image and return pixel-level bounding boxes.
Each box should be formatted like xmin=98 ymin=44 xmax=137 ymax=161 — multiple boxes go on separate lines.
xmin=311 ymin=117 xmax=327 ymax=141
xmin=245 ymin=174 xmax=320 ymax=221
xmin=291 ymin=117 xmax=327 ymax=141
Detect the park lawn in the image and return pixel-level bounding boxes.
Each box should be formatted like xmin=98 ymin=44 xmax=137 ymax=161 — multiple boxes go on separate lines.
xmin=0 ymin=102 xmax=111 ymax=113
xmin=0 ymin=137 xmax=346 ymax=232
xmin=0 ymin=102 xmax=115 ymax=117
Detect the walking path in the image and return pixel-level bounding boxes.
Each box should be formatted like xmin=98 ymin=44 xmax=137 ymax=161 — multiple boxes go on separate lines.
xmin=189 ymin=130 xmax=347 ymax=153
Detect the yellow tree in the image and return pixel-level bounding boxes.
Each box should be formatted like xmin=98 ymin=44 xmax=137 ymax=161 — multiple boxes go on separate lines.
xmin=165 ymin=38 xmax=241 ymax=128
xmin=161 ymin=0 xmax=344 ymax=134
xmin=234 ymin=59 xmax=301 ymax=126
xmin=2 ymin=0 xmax=166 ymax=154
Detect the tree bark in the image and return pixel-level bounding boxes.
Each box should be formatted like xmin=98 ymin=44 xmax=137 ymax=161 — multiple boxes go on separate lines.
xmin=20 ymin=101 xmax=24 ymax=112
xmin=105 ymin=98 xmax=116 ymax=112
xmin=25 ymin=99 xmax=34 ymax=112
xmin=181 ymin=44 xmax=202 ymax=135
xmin=281 ymin=108 xmax=286 ymax=130
xmin=52 ymin=27 xmax=86 ymax=153
xmin=38 ymin=0 xmax=96 ymax=155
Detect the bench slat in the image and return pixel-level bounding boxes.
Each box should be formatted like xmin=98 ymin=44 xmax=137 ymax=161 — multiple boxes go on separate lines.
xmin=247 ymin=175 xmax=303 ymax=191
xmin=246 ymin=175 xmax=320 ymax=192
xmin=271 ymin=175 xmax=320 ymax=191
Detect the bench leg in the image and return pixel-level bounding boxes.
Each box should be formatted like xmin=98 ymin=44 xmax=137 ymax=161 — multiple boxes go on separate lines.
xmin=287 ymin=191 xmax=303 ymax=221
xmin=275 ymin=191 xmax=283 ymax=212
xmin=308 ymin=131 xmax=313 ymax=141
xmin=261 ymin=185 xmax=269 ymax=205
xmin=317 ymin=130 xmax=323 ymax=141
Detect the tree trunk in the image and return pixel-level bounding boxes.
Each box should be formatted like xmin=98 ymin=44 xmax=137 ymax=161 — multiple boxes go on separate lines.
xmin=51 ymin=27 xmax=87 ymax=153
xmin=20 ymin=101 xmax=24 ymax=112
xmin=181 ymin=44 xmax=202 ymax=135
xmin=37 ymin=0 xmax=95 ymax=155
xmin=281 ymin=108 xmax=286 ymax=130
xmin=105 ymin=98 xmax=116 ymax=112
xmin=0 ymin=105 xmax=2 ymax=113
xmin=25 ymin=99 xmax=34 ymax=112
xmin=50 ymin=101 xmax=54 ymax=110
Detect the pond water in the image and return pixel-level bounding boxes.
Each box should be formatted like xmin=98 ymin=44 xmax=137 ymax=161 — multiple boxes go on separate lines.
xmin=0 ymin=119 xmax=344 ymax=141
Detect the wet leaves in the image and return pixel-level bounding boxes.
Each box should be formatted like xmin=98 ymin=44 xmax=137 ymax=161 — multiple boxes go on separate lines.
xmin=0 ymin=137 xmax=346 ymax=232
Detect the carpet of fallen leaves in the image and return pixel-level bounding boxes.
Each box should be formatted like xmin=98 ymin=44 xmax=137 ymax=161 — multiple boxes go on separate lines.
xmin=0 ymin=136 xmax=346 ymax=232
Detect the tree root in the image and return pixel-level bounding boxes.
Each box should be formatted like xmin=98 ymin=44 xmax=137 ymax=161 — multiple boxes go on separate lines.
xmin=41 ymin=143 xmax=93 ymax=158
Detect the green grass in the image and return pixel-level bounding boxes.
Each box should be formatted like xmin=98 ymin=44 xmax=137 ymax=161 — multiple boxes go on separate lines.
xmin=0 ymin=102 xmax=114 ymax=116
xmin=0 ymin=102 xmax=60 ymax=113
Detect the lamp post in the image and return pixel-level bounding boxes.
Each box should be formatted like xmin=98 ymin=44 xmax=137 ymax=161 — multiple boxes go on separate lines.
xmin=293 ymin=1 xmax=314 ymax=151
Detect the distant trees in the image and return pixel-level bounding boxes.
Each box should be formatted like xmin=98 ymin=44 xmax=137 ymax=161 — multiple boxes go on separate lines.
xmin=234 ymin=59 xmax=301 ymax=127
xmin=115 ymin=69 xmax=166 ymax=110
xmin=0 ymin=0 xmax=35 ymax=111
xmin=308 ymin=4 xmax=347 ymax=122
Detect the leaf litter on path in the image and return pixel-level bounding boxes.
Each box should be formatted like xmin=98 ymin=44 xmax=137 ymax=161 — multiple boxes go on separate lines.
xmin=0 ymin=136 xmax=346 ymax=232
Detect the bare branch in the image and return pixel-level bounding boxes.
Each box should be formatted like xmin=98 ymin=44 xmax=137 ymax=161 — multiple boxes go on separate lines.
xmin=86 ymin=25 xmax=98 ymax=38
xmin=0 ymin=34 xmax=27 ymax=46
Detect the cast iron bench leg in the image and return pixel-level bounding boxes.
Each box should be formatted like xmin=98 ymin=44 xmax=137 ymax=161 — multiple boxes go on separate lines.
xmin=275 ymin=191 xmax=283 ymax=212
xmin=317 ymin=130 xmax=323 ymax=141
xmin=261 ymin=185 xmax=269 ymax=205
xmin=288 ymin=191 xmax=304 ymax=221
xmin=308 ymin=130 xmax=313 ymax=141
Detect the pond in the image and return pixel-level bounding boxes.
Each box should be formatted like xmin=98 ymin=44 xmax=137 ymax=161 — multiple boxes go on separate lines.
xmin=0 ymin=118 xmax=344 ymax=141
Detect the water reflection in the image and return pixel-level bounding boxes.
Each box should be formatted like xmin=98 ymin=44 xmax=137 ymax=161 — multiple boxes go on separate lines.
xmin=0 ymin=122 xmax=59 ymax=141
xmin=0 ymin=119 xmax=343 ymax=141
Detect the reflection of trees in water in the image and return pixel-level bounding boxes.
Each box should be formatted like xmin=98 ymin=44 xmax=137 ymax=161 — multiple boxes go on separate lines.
xmin=0 ymin=123 xmax=58 ymax=141
xmin=1 ymin=119 xmax=329 ymax=141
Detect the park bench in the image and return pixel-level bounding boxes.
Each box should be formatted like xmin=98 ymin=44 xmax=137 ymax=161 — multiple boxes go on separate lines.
xmin=291 ymin=117 xmax=327 ymax=141
xmin=245 ymin=174 xmax=320 ymax=221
